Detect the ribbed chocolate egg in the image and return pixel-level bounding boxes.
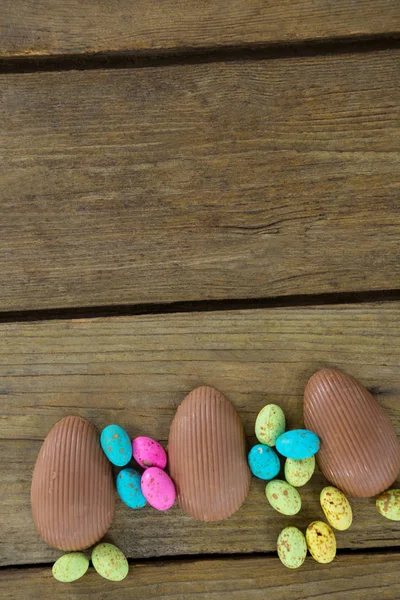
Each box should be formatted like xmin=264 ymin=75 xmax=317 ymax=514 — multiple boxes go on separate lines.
xmin=31 ymin=416 xmax=115 ymax=550
xmin=168 ymin=386 xmax=251 ymax=521
xmin=304 ymin=369 xmax=400 ymax=497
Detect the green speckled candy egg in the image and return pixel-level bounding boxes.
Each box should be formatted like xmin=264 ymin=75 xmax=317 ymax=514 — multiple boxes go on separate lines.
xmin=376 ymin=489 xmax=400 ymax=521
xmin=255 ymin=404 xmax=285 ymax=447
xmin=277 ymin=526 xmax=307 ymax=569
xmin=320 ymin=486 xmax=352 ymax=530
xmin=265 ymin=480 xmax=301 ymax=515
xmin=284 ymin=456 xmax=315 ymax=487
xmin=52 ymin=552 xmax=89 ymax=583
xmin=306 ymin=521 xmax=336 ymax=564
xmin=92 ymin=543 xmax=129 ymax=581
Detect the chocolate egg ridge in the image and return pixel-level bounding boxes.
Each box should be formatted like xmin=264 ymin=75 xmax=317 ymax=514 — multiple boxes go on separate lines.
xmin=31 ymin=416 xmax=115 ymax=550
xmin=168 ymin=385 xmax=251 ymax=521
xmin=304 ymin=368 xmax=400 ymax=498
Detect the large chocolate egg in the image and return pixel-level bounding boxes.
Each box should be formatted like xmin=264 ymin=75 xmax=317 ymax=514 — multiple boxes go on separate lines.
xmin=304 ymin=369 xmax=400 ymax=497
xmin=168 ymin=386 xmax=251 ymax=521
xmin=31 ymin=416 xmax=115 ymax=550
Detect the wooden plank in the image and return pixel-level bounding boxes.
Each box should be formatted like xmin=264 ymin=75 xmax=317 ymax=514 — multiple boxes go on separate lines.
xmin=1 ymin=51 xmax=400 ymax=312
xmin=0 ymin=303 xmax=400 ymax=566
xmin=1 ymin=1 xmax=400 ymax=58
xmin=1 ymin=553 xmax=400 ymax=600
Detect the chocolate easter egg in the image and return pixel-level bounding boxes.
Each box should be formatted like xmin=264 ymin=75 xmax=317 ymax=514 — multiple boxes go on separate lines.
xmin=304 ymin=369 xmax=400 ymax=497
xmin=31 ymin=416 xmax=115 ymax=550
xmin=168 ymin=386 xmax=251 ymax=521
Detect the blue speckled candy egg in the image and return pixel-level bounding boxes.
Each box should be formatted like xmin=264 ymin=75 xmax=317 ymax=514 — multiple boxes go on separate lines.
xmin=248 ymin=444 xmax=280 ymax=480
xmin=276 ymin=429 xmax=320 ymax=459
xmin=100 ymin=424 xmax=132 ymax=467
xmin=117 ymin=468 xmax=146 ymax=509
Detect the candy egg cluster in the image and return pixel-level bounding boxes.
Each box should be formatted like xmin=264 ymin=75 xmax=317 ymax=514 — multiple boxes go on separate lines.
xmin=249 ymin=400 xmax=353 ymax=568
xmin=53 ymin=543 xmax=128 ymax=583
xmin=100 ymin=425 xmax=176 ymax=512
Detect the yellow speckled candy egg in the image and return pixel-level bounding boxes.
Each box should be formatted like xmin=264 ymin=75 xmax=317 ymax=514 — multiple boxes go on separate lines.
xmin=266 ymin=480 xmax=301 ymax=515
xmin=52 ymin=552 xmax=89 ymax=582
xmin=255 ymin=404 xmax=285 ymax=447
xmin=284 ymin=456 xmax=315 ymax=487
xmin=306 ymin=521 xmax=336 ymax=564
xmin=92 ymin=543 xmax=129 ymax=581
xmin=277 ymin=526 xmax=307 ymax=569
xmin=320 ymin=486 xmax=352 ymax=530
xmin=376 ymin=489 xmax=400 ymax=521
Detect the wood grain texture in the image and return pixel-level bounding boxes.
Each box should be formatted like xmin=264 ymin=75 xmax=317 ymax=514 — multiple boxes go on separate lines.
xmin=1 ymin=1 xmax=400 ymax=58
xmin=1 ymin=553 xmax=400 ymax=600
xmin=1 ymin=303 xmax=400 ymax=565
xmin=1 ymin=50 xmax=400 ymax=311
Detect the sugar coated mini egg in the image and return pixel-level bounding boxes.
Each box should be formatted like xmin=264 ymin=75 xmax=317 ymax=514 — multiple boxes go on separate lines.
xmin=100 ymin=424 xmax=132 ymax=467
xmin=52 ymin=552 xmax=89 ymax=582
xmin=265 ymin=480 xmax=301 ymax=515
xmin=306 ymin=521 xmax=336 ymax=564
xmin=255 ymin=404 xmax=285 ymax=447
xmin=92 ymin=543 xmax=129 ymax=581
xmin=248 ymin=444 xmax=280 ymax=480
xmin=141 ymin=467 xmax=176 ymax=511
xmin=277 ymin=527 xmax=307 ymax=569
xmin=132 ymin=436 xmax=167 ymax=469
xmin=117 ymin=468 xmax=146 ymax=509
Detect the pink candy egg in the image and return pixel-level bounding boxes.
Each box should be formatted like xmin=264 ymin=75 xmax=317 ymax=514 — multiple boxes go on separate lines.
xmin=132 ymin=436 xmax=167 ymax=469
xmin=141 ymin=467 xmax=176 ymax=511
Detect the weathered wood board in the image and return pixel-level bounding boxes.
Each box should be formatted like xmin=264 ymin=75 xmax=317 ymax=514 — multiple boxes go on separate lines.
xmin=1 ymin=50 xmax=399 ymax=311
xmin=1 ymin=1 xmax=400 ymax=58
xmin=1 ymin=553 xmax=399 ymax=599
xmin=1 ymin=303 xmax=399 ymax=565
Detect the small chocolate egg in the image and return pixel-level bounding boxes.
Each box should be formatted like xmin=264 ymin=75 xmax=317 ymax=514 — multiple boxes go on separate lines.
xmin=320 ymin=486 xmax=352 ymax=530
xmin=31 ymin=416 xmax=115 ymax=551
xmin=100 ymin=424 xmax=132 ymax=467
xmin=52 ymin=552 xmax=89 ymax=582
xmin=304 ymin=368 xmax=400 ymax=497
xmin=276 ymin=429 xmax=320 ymax=459
xmin=277 ymin=526 xmax=307 ymax=569
xmin=306 ymin=521 xmax=336 ymax=564
xmin=265 ymin=480 xmax=301 ymax=515
xmin=255 ymin=404 xmax=285 ymax=447
xmin=141 ymin=467 xmax=176 ymax=511
xmin=92 ymin=543 xmax=129 ymax=581
xmin=376 ymin=489 xmax=400 ymax=521
xmin=168 ymin=386 xmax=251 ymax=521
xmin=248 ymin=444 xmax=280 ymax=480
xmin=117 ymin=468 xmax=146 ymax=509
xmin=132 ymin=436 xmax=167 ymax=469
xmin=284 ymin=456 xmax=315 ymax=487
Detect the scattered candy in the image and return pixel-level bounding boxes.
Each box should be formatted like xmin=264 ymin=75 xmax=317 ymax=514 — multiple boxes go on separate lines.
xmin=265 ymin=480 xmax=301 ymax=515
xmin=248 ymin=444 xmax=280 ymax=480
xmin=91 ymin=543 xmax=129 ymax=581
xmin=255 ymin=404 xmax=285 ymax=447
xmin=276 ymin=429 xmax=320 ymax=460
xmin=284 ymin=456 xmax=315 ymax=487
xmin=117 ymin=468 xmax=146 ymax=509
xmin=141 ymin=467 xmax=176 ymax=511
xmin=277 ymin=526 xmax=307 ymax=569
xmin=306 ymin=521 xmax=336 ymax=564
xmin=132 ymin=436 xmax=167 ymax=469
xmin=320 ymin=486 xmax=352 ymax=530
xmin=376 ymin=489 xmax=400 ymax=521
xmin=52 ymin=552 xmax=89 ymax=582
xmin=100 ymin=424 xmax=132 ymax=467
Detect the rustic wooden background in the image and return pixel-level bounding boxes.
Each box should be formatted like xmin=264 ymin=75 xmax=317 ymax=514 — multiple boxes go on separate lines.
xmin=1 ymin=2 xmax=399 ymax=598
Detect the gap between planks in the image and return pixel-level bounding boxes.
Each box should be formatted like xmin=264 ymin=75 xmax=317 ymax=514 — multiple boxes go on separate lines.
xmin=1 ymin=36 xmax=400 ymax=75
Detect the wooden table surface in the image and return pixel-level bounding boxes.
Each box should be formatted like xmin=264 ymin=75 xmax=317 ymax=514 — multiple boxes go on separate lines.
xmin=1 ymin=2 xmax=399 ymax=598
